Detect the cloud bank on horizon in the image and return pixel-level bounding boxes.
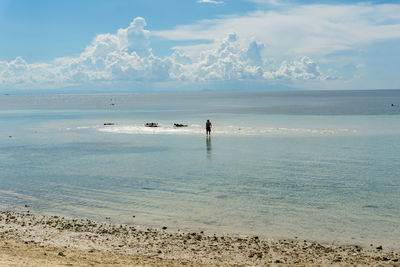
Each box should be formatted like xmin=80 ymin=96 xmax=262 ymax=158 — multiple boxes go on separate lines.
xmin=0 ymin=1 xmax=400 ymax=91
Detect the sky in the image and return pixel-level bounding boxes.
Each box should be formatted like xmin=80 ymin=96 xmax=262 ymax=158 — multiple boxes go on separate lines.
xmin=0 ymin=0 xmax=399 ymax=93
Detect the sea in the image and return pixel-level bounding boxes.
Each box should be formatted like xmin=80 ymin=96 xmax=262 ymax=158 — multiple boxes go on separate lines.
xmin=0 ymin=90 xmax=399 ymax=248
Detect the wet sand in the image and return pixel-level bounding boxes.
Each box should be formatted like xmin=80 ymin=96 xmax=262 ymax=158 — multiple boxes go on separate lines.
xmin=0 ymin=210 xmax=399 ymax=266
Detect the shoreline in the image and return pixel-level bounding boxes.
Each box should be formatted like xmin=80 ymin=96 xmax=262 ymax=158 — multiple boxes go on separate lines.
xmin=1 ymin=210 xmax=399 ymax=266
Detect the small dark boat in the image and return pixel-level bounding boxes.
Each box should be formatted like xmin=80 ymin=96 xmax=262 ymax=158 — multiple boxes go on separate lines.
xmin=174 ymin=123 xmax=188 ymax=127
xmin=104 ymin=123 xmax=115 ymax=126
xmin=145 ymin=122 xmax=159 ymax=127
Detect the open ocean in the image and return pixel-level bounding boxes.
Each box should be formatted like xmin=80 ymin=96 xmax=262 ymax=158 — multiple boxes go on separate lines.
xmin=0 ymin=90 xmax=399 ymax=248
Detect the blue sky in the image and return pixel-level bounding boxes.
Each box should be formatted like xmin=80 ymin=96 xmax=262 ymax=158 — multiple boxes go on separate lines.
xmin=0 ymin=0 xmax=399 ymax=92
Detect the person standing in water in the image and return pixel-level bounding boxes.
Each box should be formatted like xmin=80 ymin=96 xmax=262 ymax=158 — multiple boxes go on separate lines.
xmin=206 ymin=120 xmax=212 ymax=136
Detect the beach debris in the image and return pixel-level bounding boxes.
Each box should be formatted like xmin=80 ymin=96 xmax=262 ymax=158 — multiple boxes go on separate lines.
xmin=58 ymin=251 xmax=66 ymax=257
xmin=174 ymin=123 xmax=188 ymax=127
xmin=145 ymin=123 xmax=158 ymax=127
xmin=104 ymin=123 xmax=115 ymax=126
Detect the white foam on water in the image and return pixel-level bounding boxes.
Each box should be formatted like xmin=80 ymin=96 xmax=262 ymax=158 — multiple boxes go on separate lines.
xmin=95 ymin=124 xmax=357 ymax=136
xmin=76 ymin=126 xmax=92 ymax=130
xmin=98 ymin=124 xmax=203 ymax=135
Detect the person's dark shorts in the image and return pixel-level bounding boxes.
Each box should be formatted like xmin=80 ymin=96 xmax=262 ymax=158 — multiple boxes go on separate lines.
xmin=206 ymin=127 xmax=211 ymax=132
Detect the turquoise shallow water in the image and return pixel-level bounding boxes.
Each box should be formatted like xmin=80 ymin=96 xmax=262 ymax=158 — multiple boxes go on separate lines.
xmin=0 ymin=90 xmax=399 ymax=248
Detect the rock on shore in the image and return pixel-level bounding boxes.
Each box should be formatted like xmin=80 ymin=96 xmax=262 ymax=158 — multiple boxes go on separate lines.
xmin=0 ymin=210 xmax=399 ymax=266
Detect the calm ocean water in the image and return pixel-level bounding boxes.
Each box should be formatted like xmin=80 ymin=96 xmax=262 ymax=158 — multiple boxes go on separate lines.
xmin=0 ymin=90 xmax=399 ymax=248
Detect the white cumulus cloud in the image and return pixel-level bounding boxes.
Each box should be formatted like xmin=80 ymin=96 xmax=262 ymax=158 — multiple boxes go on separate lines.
xmin=264 ymin=56 xmax=321 ymax=80
xmin=2 ymin=7 xmax=371 ymax=90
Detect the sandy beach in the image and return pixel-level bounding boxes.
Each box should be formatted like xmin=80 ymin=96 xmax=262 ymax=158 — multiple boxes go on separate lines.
xmin=0 ymin=210 xmax=399 ymax=266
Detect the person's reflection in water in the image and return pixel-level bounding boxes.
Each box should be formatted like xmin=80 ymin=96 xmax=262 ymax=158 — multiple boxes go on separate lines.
xmin=206 ymin=136 xmax=212 ymax=159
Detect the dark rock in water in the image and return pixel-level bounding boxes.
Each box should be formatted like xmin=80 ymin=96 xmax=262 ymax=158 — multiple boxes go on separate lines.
xmin=376 ymin=245 xmax=383 ymax=250
xmin=162 ymin=226 xmax=167 ymax=230
xmin=145 ymin=122 xmax=158 ymax=127
xmin=104 ymin=123 xmax=115 ymax=126
xmin=174 ymin=123 xmax=188 ymax=127
xmin=24 ymin=204 xmax=30 ymax=208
